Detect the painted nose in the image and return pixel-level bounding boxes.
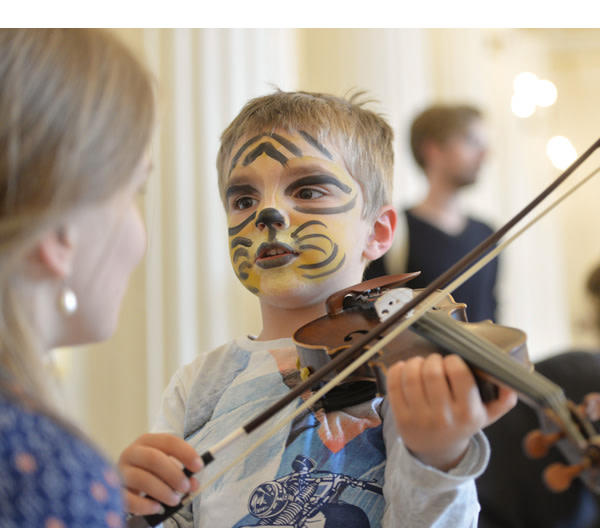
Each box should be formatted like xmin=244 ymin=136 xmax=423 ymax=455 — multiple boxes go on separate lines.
xmin=255 ymin=207 xmax=286 ymax=229
xmin=255 ymin=208 xmax=287 ymax=240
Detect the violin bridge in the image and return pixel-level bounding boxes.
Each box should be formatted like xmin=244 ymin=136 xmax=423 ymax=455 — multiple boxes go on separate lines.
xmin=374 ymin=288 xmax=415 ymax=322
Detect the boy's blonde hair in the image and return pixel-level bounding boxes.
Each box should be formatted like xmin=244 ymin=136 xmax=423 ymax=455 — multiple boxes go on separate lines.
xmin=0 ymin=29 xmax=155 ymax=407
xmin=217 ymin=90 xmax=394 ymax=221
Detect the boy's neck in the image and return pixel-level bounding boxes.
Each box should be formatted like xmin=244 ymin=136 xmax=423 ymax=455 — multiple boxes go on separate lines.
xmin=256 ymin=301 xmax=329 ymax=341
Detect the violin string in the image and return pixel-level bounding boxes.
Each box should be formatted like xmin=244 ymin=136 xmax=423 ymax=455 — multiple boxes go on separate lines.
xmin=417 ymin=313 xmax=585 ymax=446
xmin=146 ymin=161 xmax=600 ymax=522
xmin=413 ymin=312 xmax=547 ymax=399
xmin=415 ymin=312 xmax=569 ymax=411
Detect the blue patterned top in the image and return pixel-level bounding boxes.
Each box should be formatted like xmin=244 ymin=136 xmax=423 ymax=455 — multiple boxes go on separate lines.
xmin=0 ymin=388 xmax=125 ymax=527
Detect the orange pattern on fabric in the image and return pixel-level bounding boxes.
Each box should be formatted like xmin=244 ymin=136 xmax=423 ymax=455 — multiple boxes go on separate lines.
xmin=268 ymin=346 xmax=301 ymax=373
xmin=91 ymin=481 xmax=109 ymax=502
xmin=45 ymin=518 xmax=67 ymax=528
xmin=106 ymin=511 xmax=125 ymax=527
xmin=15 ymin=452 xmax=37 ymax=473
xmin=310 ymin=401 xmax=382 ymax=454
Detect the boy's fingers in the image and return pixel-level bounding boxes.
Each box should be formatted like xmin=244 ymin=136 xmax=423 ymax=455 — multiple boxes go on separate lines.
xmin=443 ymin=355 xmax=479 ymax=403
xmin=421 ymin=354 xmax=452 ymax=408
xmin=484 ymin=385 xmax=518 ymax=425
xmin=399 ymin=356 xmax=427 ymax=407
xmin=126 ymin=433 xmax=203 ymax=473
xmin=120 ymin=465 xmax=185 ymax=506
xmin=120 ymin=445 xmax=194 ymax=494
xmin=123 ymin=490 xmax=165 ymax=517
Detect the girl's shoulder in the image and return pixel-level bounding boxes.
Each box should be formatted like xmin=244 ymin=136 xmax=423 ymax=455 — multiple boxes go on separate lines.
xmin=0 ymin=391 xmax=125 ymax=526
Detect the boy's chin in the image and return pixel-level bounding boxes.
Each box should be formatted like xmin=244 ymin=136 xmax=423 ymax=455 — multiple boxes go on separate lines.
xmin=255 ymin=280 xmax=332 ymax=310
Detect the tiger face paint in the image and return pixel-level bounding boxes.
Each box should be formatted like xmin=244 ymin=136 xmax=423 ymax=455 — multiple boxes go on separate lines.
xmin=225 ymin=130 xmax=374 ymax=309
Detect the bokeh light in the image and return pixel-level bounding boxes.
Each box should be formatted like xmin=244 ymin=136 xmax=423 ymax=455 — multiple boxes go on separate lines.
xmin=513 ymin=72 xmax=539 ymax=99
xmin=511 ymin=92 xmax=536 ymax=118
xmin=511 ymin=72 xmax=558 ymax=117
xmin=547 ymin=136 xmax=577 ymax=170
xmin=535 ymin=79 xmax=558 ymax=107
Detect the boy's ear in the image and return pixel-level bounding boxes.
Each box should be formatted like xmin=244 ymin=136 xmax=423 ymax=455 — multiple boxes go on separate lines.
xmin=363 ymin=205 xmax=397 ymax=261
xmin=33 ymin=226 xmax=76 ymax=279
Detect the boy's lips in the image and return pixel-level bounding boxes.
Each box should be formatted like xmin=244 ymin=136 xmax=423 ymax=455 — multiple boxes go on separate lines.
xmin=255 ymin=242 xmax=298 ymax=269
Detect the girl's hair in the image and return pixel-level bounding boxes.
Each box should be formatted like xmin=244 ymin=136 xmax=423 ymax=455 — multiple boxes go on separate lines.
xmin=0 ymin=29 xmax=155 ymax=407
xmin=216 ymin=89 xmax=395 ymax=221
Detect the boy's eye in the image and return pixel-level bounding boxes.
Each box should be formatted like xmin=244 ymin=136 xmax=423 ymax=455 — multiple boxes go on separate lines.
xmin=296 ymin=188 xmax=325 ymax=200
xmin=233 ymin=196 xmax=257 ymax=210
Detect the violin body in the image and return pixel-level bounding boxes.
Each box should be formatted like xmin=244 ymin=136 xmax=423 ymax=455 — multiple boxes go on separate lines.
xmin=294 ymin=274 xmax=529 ymax=410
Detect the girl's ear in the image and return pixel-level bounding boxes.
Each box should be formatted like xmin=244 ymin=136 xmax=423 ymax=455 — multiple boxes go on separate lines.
xmin=34 ymin=226 xmax=76 ymax=278
xmin=363 ymin=205 xmax=397 ymax=261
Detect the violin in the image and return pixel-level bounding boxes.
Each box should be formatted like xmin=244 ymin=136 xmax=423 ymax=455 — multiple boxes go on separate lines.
xmin=127 ymin=137 xmax=600 ymax=528
xmin=294 ymin=273 xmax=529 ymax=410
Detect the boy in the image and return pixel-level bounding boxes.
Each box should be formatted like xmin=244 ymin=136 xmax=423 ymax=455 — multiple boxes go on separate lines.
xmin=119 ymin=91 xmax=515 ymax=527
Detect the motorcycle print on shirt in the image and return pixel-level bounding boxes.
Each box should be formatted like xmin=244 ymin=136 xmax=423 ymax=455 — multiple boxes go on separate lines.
xmin=240 ymin=455 xmax=382 ymax=528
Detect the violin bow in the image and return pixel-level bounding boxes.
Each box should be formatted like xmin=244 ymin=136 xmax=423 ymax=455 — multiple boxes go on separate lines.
xmin=128 ymin=138 xmax=600 ymax=527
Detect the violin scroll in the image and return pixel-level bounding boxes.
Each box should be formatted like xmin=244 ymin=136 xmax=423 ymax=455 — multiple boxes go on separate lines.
xmin=523 ymin=393 xmax=600 ymax=493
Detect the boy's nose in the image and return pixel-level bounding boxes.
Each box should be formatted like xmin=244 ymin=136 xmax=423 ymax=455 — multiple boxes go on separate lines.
xmin=255 ymin=207 xmax=288 ymax=237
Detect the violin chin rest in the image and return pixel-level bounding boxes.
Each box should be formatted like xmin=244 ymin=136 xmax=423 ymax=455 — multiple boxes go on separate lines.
xmin=317 ymin=380 xmax=378 ymax=411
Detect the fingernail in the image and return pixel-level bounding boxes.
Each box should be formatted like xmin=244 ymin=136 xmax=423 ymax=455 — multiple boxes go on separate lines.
xmin=178 ymin=478 xmax=191 ymax=493
xmin=153 ymin=503 xmax=165 ymax=515
xmin=171 ymin=491 xmax=185 ymax=504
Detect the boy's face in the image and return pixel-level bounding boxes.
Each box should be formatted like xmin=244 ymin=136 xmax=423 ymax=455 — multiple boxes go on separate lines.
xmin=224 ymin=129 xmax=373 ymax=309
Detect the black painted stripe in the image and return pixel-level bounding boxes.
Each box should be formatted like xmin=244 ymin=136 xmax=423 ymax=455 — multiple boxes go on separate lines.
xmin=243 ymin=143 xmax=288 ymax=167
xmin=302 ymin=254 xmax=346 ymax=279
xmin=285 ymin=175 xmax=352 ymax=196
xmin=232 ymin=248 xmax=249 ymax=262
xmin=230 ymin=236 xmax=253 ymax=249
xmin=228 ymin=212 xmax=257 ymax=236
xmin=298 ymin=244 xmax=339 ymax=270
xmin=298 ymin=244 xmax=327 ymax=253
xmin=291 ymin=220 xmax=327 ymax=237
xmin=299 ymin=130 xmax=333 ymax=160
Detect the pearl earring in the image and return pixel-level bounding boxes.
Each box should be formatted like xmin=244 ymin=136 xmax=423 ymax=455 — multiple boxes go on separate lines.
xmin=58 ymin=286 xmax=78 ymax=315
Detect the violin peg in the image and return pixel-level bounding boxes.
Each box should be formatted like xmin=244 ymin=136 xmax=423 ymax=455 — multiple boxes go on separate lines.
xmin=581 ymin=393 xmax=600 ymax=421
xmin=543 ymin=459 xmax=591 ymax=493
xmin=523 ymin=429 xmax=563 ymax=459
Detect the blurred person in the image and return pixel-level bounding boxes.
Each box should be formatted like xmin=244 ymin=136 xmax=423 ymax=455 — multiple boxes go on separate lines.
xmin=365 ymin=104 xmax=497 ymax=322
xmin=0 ymin=28 xmax=196 ymax=527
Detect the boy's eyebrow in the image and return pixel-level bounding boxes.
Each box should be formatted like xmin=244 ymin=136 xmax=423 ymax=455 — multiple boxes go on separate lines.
xmin=225 ymin=181 xmax=256 ymax=201
xmin=285 ymin=174 xmax=353 ymax=195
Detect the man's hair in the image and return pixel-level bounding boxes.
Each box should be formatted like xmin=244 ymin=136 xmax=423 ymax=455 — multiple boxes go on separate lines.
xmin=216 ymin=89 xmax=394 ymax=221
xmin=410 ymin=104 xmax=482 ymax=169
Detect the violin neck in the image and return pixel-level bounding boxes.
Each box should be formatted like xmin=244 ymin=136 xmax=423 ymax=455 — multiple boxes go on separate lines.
xmin=411 ymin=311 xmax=566 ymax=412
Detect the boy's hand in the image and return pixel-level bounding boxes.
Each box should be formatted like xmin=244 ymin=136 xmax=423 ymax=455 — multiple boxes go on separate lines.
xmin=387 ymin=353 xmax=517 ymax=471
xmin=118 ymin=433 xmax=203 ymax=515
